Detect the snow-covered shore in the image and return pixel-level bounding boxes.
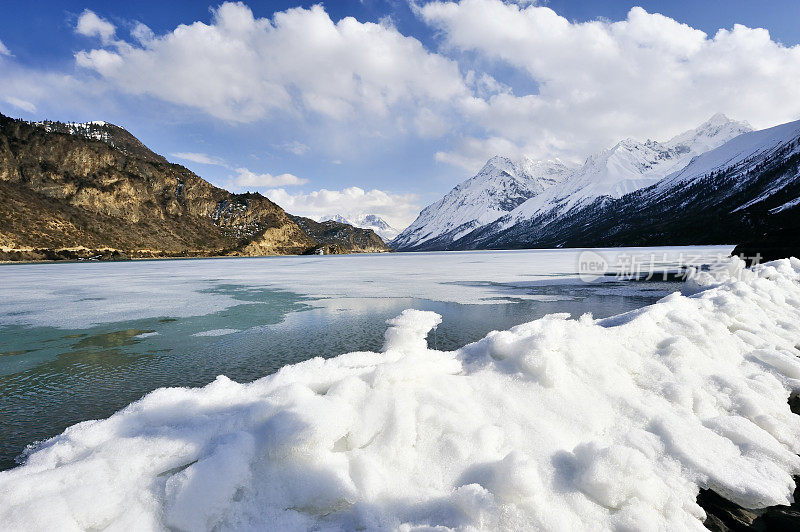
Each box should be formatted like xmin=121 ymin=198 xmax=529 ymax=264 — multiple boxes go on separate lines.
xmin=2 ymin=258 xmax=800 ymax=530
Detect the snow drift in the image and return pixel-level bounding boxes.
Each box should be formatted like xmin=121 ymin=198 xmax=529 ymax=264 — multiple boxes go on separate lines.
xmin=3 ymin=258 xmax=800 ymax=530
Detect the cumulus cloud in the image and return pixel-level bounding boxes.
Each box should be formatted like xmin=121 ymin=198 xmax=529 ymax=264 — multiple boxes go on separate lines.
xmin=171 ymin=152 xmax=227 ymax=166
xmin=73 ymin=1 xmax=471 ymax=132
xmin=265 ymin=187 xmax=420 ymax=229
xmin=420 ymin=0 xmax=800 ymax=169
xmin=11 ymin=0 xmax=800 ymax=182
xmin=0 ymin=39 xmax=11 ymax=56
xmin=233 ymin=168 xmax=308 ymax=188
xmin=75 ymin=9 xmax=116 ymax=44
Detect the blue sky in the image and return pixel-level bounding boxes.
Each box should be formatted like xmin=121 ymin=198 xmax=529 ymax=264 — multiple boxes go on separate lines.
xmin=1 ymin=0 xmax=799 ymax=228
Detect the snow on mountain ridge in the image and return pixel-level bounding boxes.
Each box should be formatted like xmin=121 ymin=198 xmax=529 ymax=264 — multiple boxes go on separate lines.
xmin=394 ymin=114 xmax=752 ymax=251
xmin=464 ymin=117 xmax=800 ymax=251
xmin=500 ymin=114 xmax=753 ymax=229
xmin=33 ymin=120 xmax=113 ymax=142
xmin=657 ymin=118 xmax=800 ymax=211
xmin=391 ymin=155 xmax=573 ymax=249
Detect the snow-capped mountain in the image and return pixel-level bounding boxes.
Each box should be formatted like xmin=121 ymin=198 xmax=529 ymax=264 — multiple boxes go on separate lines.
xmin=320 ymin=214 xmax=400 ymax=242
xmin=394 ymin=114 xmax=752 ymax=251
xmin=503 ymin=113 xmax=752 ymax=224
xmin=391 ymin=156 xmax=574 ymax=250
xmin=455 ymin=118 xmax=800 ymax=252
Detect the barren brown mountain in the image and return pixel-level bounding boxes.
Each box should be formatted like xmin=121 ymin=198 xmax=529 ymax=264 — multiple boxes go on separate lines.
xmin=0 ymin=114 xmax=389 ymax=261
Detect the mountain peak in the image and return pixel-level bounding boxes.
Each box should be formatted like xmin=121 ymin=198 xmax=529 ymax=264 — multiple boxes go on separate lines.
xmin=665 ymin=113 xmax=752 ymax=154
xmin=705 ymin=112 xmax=735 ymax=126
xmin=392 ymin=154 xmax=572 ymax=249
xmin=697 ymin=112 xmax=752 ymax=132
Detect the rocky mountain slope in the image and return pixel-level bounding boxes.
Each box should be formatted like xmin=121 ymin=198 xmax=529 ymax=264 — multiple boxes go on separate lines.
xmin=291 ymin=216 xmax=389 ymax=255
xmin=394 ymin=115 xmax=752 ymax=251
xmin=391 ymin=156 xmax=573 ymax=250
xmin=0 ymin=114 xmax=388 ymax=261
xmin=321 ymin=214 xmax=399 ymax=242
xmin=454 ymin=119 xmax=800 ymax=255
xmin=289 ymin=215 xmax=390 ymax=254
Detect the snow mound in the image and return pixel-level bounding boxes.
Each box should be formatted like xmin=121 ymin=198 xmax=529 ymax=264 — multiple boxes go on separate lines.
xmin=3 ymin=259 xmax=800 ymax=530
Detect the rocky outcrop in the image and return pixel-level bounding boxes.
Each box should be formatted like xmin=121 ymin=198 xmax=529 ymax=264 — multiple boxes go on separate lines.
xmin=0 ymin=114 xmax=377 ymax=260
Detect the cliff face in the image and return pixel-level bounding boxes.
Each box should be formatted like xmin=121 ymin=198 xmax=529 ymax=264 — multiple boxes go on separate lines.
xmin=0 ymin=114 xmax=385 ymax=261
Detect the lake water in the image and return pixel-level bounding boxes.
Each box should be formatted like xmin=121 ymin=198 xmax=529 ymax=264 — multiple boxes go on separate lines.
xmin=0 ymin=246 xmax=732 ymax=470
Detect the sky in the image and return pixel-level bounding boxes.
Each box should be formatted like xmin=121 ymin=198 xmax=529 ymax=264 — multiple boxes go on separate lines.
xmin=1 ymin=0 xmax=800 ymax=230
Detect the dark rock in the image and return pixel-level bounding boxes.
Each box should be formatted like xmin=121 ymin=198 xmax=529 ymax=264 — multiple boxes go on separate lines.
xmin=698 ymin=391 xmax=800 ymax=530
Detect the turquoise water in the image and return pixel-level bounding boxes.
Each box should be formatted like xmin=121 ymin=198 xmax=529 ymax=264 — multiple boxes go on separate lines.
xmin=0 ymin=248 xmax=729 ymax=470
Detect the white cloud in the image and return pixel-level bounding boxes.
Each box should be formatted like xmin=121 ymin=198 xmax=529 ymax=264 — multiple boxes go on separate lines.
xmin=265 ymin=187 xmax=420 ymax=230
xmin=435 ymin=135 xmax=528 ymax=171
xmin=0 ymin=39 xmax=11 ymax=56
xmin=277 ymin=141 xmax=310 ymax=155
xmin=130 ymin=23 xmax=154 ymax=44
xmin=8 ymin=0 xmax=800 ymax=186
xmin=3 ymin=96 xmax=36 ymax=113
xmin=421 ymin=0 xmax=800 ymax=170
xmin=73 ymin=2 xmax=470 ymax=133
xmin=171 ymin=152 xmax=227 ymax=166
xmin=75 ymin=10 xmax=116 ymax=44
xmin=233 ymin=168 xmax=308 ymax=189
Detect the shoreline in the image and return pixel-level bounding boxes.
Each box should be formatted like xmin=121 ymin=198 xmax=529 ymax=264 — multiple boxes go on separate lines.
xmin=0 ymin=247 xmax=393 ymax=265
xmin=0 ymin=243 xmax=739 ymax=265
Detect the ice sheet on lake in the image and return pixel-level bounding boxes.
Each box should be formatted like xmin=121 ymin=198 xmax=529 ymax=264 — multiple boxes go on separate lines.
xmin=192 ymin=329 xmax=241 ymax=337
xmin=2 ymin=257 xmax=800 ymax=530
xmin=0 ymin=246 xmax=732 ymax=328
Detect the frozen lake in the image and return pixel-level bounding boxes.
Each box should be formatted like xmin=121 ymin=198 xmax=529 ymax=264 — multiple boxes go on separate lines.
xmin=0 ymin=246 xmax=731 ymax=469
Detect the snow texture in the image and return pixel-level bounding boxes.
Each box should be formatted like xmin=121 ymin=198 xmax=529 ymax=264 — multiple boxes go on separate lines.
xmin=2 ymin=257 xmax=800 ymax=531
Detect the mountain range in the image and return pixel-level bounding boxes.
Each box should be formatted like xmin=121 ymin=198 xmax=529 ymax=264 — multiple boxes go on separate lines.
xmin=4 ymin=110 xmax=797 ymax=262
xmin=392 ymin=114 xmax=800 ymax=260
xmin=320 ymin=214 xmax=399 ymax=242
xmin=0 ymin=114 xmax=389 ymax=261
xmin=390 ymin=155 xmax=572 ymax=250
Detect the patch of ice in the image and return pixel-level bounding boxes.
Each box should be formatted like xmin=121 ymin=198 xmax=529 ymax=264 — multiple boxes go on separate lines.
xmin=2 ymin=258 xmax=800 ymax=530
xmin=192 ymin=329 xmax=241 ymax=337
